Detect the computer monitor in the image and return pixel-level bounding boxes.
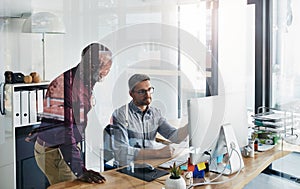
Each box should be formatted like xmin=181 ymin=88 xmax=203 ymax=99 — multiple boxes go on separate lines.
xmin=187 ymin=95 xmax=225 ymax=165
xmin=187 ymin=93 xmax=248 ymax=171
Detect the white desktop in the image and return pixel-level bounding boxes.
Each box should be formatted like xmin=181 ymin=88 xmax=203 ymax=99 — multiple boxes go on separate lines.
xmin=187 ymin=93 xmax=248 ymax=175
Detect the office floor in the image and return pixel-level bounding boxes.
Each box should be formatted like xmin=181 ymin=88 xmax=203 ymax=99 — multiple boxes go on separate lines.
xmin=244 ymin=152 xmax=300 ymax=189
xmin=244 ymin=173 xmax=300 ymax=189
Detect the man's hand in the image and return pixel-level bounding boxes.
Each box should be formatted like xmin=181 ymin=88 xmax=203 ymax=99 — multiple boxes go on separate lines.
xmin=136 ymin=144 xmax=175 ymax=160
xmin=157 ymin=145 xmax=175 ymax=158
xmin=25 ymin=132 xmax=38 ymax=143
xmin=78 ymin=168 xmax=106 ymax=184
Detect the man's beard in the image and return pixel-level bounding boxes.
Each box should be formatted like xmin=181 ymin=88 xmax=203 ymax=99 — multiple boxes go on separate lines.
xmin=137 ymin=97 xmax=152 ymax=106
xmin=92 ymin=68 xmax=104 ymax=83
xmin=94 ymin=75 xmax=104 ymax=82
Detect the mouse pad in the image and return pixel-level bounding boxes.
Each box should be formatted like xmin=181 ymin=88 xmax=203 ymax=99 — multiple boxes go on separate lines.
xmin=117 ymin=166 xmax=169 ymax=182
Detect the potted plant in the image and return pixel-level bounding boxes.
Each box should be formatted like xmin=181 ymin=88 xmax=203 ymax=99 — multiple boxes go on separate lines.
xmin=165 ymin=162 xmax=186 ymax=189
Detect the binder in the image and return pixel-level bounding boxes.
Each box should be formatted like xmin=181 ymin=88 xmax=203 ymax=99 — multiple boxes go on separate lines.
xmin=37 ymin=89 xmax=44 ymax=113
xmin=21 ymin=91 xmax=29 ymax=125
xmin=13 ymin=91 xmax=21 ymax=126
xmin=29 ymin=90 xmax=37 ymax=123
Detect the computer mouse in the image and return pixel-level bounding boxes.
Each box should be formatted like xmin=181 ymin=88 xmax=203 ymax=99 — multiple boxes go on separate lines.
xmin=134 ymin=163 xmax=155 ymax=171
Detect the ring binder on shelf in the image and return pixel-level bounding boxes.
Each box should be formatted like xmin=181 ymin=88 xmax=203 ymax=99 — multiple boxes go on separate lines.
xmin=37 ymin=89 xmax=44 ymax=114
xmin=13 ymin=91 xmax=21 ymax=125
xmin=21 ymin=91 xmax=29 ymax=125
xmin=29 ymin=90 xmax=37 ymax=123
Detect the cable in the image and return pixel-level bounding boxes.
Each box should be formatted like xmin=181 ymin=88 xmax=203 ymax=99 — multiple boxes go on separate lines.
xmin=198 ymin=145 xmax=235 ymax=184
xmin=208 ymin=147 xmax=234 ymax=182
xmin=186 ymin=144 xmax=243 ymax=189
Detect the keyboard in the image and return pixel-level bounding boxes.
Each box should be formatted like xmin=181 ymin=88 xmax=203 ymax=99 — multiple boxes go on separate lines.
xmin=158 ymin=153 xmax=189 ymax=168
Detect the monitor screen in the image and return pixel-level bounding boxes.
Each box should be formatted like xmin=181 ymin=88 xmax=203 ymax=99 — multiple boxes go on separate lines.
xmin=187 ymin=92 xmax=248 ymax=165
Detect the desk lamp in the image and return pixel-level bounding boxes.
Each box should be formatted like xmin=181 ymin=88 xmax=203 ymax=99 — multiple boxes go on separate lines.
xmin=22 ymin=12 xmax=66 ymax=81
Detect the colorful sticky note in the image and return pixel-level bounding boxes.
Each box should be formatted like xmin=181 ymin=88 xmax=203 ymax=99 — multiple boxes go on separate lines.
xmin=180 ymin=165 xmax=188 ymax=171
xmin=196 ymin=162 xmax=206 ymax=171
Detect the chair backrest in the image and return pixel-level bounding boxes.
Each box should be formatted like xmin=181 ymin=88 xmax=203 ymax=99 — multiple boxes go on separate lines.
xmin=103 ymin=124 xmax=114 ymax=162
xmin=103 ymin=104 xmax=129 ymax=169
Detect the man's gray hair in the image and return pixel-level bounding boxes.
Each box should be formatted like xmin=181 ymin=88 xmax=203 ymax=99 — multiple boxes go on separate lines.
xmin=128 ymin=74 xmax=150 ymax=91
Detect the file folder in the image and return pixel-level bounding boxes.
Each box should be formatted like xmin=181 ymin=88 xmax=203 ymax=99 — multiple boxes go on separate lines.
xmin=13 ymin=91 xmax=21 ymax=126
xmin=29 ymin=90 xmax=37 ymax=123
xmin=21 ymin=91 xmax=29 ymax=125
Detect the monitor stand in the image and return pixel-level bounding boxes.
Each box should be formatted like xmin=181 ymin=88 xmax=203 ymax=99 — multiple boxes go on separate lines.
xmin=209 ymin=124 xmax=245 ymax=175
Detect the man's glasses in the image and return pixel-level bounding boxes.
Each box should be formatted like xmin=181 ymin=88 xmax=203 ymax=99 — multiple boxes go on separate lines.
xmin=134 ymin=87 xmax=154 ymax=95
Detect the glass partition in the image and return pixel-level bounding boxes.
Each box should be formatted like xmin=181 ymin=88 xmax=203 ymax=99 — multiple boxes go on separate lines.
xmin=271 ymin=0 xmax=300 ymax=142
xmin=0 ymin=0 xmax=256 ymax=186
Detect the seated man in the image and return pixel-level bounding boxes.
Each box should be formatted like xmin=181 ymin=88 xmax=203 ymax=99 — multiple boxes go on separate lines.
xmin=110 ymin=74 xmax=188 ymax=166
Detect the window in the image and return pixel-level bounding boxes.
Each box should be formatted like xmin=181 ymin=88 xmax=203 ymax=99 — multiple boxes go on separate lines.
xmin=271 ymin=0 xmax=300 ymax=112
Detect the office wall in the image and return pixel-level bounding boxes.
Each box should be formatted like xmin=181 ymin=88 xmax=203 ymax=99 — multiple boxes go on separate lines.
xmin=218 ymin=0 xmax=253 ymax=94
xmin=218 ymin=0 xmax=253 ymax=147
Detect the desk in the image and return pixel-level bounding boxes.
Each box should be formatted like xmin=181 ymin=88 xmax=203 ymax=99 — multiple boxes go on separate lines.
xmin=193 ymin=148 xmax=290 ymax=189
xmin=48 ymin=144 xmax=296 ymax=189
xmin=47 ymin=170 xmax=163 ymax=189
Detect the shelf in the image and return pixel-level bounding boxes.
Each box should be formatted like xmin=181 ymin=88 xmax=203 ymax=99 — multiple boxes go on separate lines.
xmin=4 ymin=82 xmax=49 ymax=127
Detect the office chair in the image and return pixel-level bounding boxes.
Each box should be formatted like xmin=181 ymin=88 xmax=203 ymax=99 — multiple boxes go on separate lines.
xmin=103 ymin=124 xmax=119 ymax=170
